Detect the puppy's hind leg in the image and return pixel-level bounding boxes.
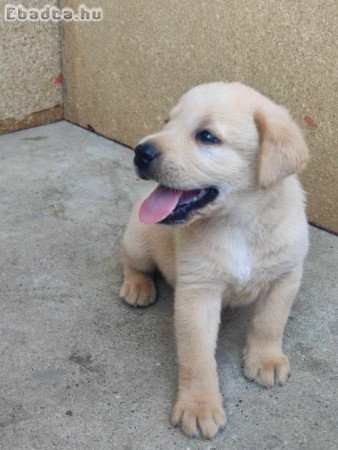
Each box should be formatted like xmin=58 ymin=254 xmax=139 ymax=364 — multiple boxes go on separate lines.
xmin=119 ymin=238 xmax=157 ymax=308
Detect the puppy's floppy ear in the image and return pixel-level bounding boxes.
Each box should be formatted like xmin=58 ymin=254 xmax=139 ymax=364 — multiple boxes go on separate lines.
xmin=254 ymin=107 xmax=309 ymax=188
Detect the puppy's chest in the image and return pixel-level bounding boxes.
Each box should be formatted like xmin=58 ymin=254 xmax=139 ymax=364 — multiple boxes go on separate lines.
xmin=213 ymin=235 xmax=263 ymax=304
xmin=216 ymin=233 xmax=254 ymax=285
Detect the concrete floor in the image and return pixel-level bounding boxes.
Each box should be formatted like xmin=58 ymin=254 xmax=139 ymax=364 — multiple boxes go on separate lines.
xmin=0 ymin=121 xmax=337 ymax=450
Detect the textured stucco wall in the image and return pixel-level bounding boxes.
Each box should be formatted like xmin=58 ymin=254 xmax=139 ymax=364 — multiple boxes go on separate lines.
xmin=0 ymin=0 xmax=63 ymax=132
xmin=62 ymin=0 xmax=338 ymax=232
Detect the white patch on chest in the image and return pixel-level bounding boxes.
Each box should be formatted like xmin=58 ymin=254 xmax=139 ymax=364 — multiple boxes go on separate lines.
xmin=225 ymin=231 xmax=253 ymax=283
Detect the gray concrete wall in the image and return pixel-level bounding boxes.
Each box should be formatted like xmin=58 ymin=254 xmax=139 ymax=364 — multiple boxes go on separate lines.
xmin=62 ymin=0 xmax=338 ymax=233
xmin=0 ymin=0 xmax=63 ymax=133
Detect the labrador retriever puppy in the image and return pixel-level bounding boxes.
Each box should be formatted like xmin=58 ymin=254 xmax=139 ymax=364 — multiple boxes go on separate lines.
xmin=119 ymin=82 xmax=309 ymax=438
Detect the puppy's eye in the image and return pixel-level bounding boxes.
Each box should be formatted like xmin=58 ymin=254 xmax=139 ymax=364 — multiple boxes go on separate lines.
xmin=196 ymin=130 xmax=220 ymax=144
xmin=164 ymin=118 xmax=169 ymax=124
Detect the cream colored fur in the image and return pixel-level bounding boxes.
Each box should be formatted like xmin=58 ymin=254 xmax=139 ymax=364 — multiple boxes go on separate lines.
xmin=119 ymin=82 xmax=309 ymax=439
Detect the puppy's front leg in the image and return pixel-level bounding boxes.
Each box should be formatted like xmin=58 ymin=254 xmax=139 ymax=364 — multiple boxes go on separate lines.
xmin=171 ymin=286 xmax=226 ymax=439
xmin=244 ymin=268 xmax=302 ymax=388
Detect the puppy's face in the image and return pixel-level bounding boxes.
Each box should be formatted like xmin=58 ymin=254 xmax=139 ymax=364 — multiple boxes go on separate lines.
xmin=135 ymin=82 xmax=308 ymax=226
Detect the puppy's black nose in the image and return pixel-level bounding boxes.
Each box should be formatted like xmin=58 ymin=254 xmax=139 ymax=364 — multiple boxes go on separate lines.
xmin=134 ymin=143 xmax=158 ymax=169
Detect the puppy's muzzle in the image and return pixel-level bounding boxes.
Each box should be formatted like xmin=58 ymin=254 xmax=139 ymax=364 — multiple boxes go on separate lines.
xmin=134 ymin=143 xmax=159 ymax=179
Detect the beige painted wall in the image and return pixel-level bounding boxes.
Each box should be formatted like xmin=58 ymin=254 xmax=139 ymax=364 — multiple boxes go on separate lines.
xmin=62 ymin=0 xmax=337 ymax=232
xmin=0 ymin=0 xmax=63 ymax=132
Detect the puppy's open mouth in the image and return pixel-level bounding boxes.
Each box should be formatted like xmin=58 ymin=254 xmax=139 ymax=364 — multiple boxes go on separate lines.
xmin=139 ymin=185 xmax=219 ymax=225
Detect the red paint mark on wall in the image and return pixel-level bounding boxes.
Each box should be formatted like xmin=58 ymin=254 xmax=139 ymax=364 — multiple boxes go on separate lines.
xmin=54 ymin=73 xmax=63 ymax=87
xmin=304 ymin=115 xmax=318 ymax=129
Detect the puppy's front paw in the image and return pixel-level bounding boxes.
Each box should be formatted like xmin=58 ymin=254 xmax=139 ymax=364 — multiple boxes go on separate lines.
xmin=119 ymin=273 xmax=157 ymax=307
xmin=171 ymin=391 xmax=226 ymax=439
xmin=243 ymin=347 xmax=290 ymax=388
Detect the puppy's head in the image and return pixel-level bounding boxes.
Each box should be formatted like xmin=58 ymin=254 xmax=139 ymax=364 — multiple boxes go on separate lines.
xmin=135 ymin=82 xmax=309 ymax=225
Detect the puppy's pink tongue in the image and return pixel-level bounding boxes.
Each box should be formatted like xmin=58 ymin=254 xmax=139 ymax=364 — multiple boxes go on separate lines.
xmin=139 ymin=185 xmax=182 ymax=224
